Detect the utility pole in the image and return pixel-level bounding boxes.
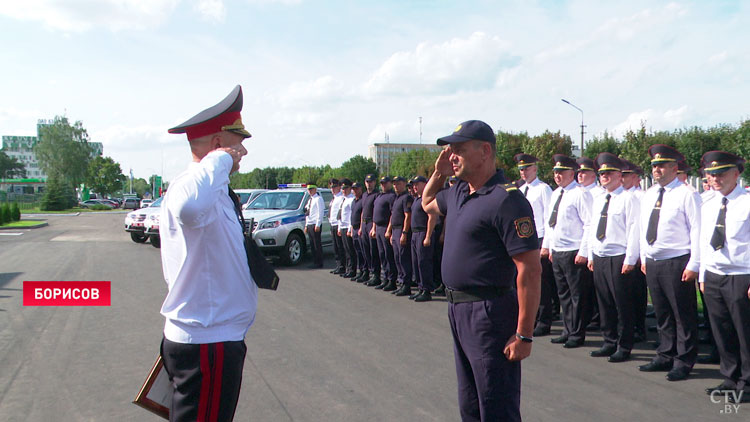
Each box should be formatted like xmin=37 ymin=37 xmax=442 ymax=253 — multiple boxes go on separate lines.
xmin=561 ymin=98 xmax=586 ymax=155
xmin=419 ymin=117 xmax=423 ymax=144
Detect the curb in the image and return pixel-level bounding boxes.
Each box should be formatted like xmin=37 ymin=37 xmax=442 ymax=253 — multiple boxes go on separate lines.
xmin=0 ymin=221 xmax=48 ymax=230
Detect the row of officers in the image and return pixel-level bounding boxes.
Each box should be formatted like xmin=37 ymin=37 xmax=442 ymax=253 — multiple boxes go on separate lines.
xmin=305 ymin=143 xmax=749 ymax=402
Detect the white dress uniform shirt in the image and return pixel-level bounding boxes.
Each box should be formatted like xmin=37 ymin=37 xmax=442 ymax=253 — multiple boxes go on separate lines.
xmin=522 ymin=177 xmax=552 ymax=240
xmin=339 ymin=192 xmax=355 ymax=231
xmin=699 ymin=183 xmax=750 ymax=281
xmin=160 ymin=151 xmax=258 ymax=344
xmin=583 ymin=182 xmax=606 ymax=200
xmin=628 ymin=186 xmax=645 ymax=200
xmin=329 ymin=190 xmax=345 ymax=227
xmin=305 ymin=192 xmax=325 ymax=228
xmin=542 ymin=181 xmax=593 ymax=256
xmin=639 ymin=177 xmax=701 ymax=272
xmin=701 ymin=189 xmax=716 ymax=203
xmin=585 ymin=186 xmax=641 ymax=265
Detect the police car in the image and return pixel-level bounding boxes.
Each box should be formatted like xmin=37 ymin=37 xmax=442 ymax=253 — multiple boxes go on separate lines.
xmin=124 ymin=197 xmax=162 ymax=243
xmin=144 ymin=212 xmax=160 ymax=248
xmin=241 ymin=184 xmax=332 ymax=265
xmin=233 ymin=188 xmax=268 ymax=210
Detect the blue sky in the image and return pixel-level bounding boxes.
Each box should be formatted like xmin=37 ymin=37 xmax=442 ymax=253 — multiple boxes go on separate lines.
xmin=0 ymin=0 xmax=748 ymax=181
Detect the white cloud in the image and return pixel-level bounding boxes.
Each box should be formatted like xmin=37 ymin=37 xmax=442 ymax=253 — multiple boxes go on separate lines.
xmin=610 ymin=105 xmax=689 ymax=135
xmin=194 ymin=0 xmax=225 ymax=22
xmin=708 ymin=51 xmax=728 ymax=64
xmin=276 ymin=75 xmax=346 ymax=108
xmin=362 ymin=32 xmax=518 ymax=97
xmin=0 ymin=0 xmax=179 ymax=32
xmin=367 ymin=121 xmax=406 ymax=143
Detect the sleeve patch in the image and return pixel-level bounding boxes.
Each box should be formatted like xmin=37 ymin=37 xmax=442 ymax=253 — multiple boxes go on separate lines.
xmin=514 ymin=216 xmax=535 ymax=238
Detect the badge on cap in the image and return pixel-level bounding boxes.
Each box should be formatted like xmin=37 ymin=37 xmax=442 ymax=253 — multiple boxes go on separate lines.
xmin=454 ymin=124 xmax=462 ymax=133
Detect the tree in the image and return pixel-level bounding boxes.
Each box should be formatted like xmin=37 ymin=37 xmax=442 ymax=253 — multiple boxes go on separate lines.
xmin=130 ymin=178 xmax=150 ymax=197
xmin=339 ymin=155 xmax=378 ymax=183
xmin=34 ymin=116 xmax=93 ymax=187
xmin=496 ymin=130 xmax=531 ymax=182
xmin=521 ymin=130 xmax=573 ymax=185
xmin=583 ymin=131 xmax=620 ymax=159
xmin=389 ymin=149 xmax=438 ymax=179
xmin=40 ymin=176 xmax=75 ymax=210
xmin=0 ymin=151 xmax=26 ymax=179
xmin=11 ymin=202 xmax=21 ymax=221
xmin=0 ymin=203 xmax=9 ymax=224
xmin=86 ymin=156 xmax=126 ymax=197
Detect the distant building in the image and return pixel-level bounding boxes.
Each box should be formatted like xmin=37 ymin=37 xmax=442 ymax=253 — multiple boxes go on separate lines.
xmin=1 ymin=119 xmax=103 ymax=193
xmin=368 ymin=142 xmax=443 ymax=175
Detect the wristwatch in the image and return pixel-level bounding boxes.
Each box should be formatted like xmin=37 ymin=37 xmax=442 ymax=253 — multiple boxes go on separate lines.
xmin=515 ymin=333 xmax=533 ymax=343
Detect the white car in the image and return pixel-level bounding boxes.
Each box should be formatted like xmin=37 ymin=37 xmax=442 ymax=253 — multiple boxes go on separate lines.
xmin=124 ymin=197 xmax=162 ymax=243
xmin=144 ymin=213 xmax=160 ymax=248
xmin=234 ymin=189 xmax=268 ymax=210
xmin=140 ymin=198 xmax=154 ymax=208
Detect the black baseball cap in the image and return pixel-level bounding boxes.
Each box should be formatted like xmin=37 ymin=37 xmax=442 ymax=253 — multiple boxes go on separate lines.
xmin=437 ymin=120 xmax=495 ymax=145
xmin=411 ymin=175 xmax=428 ymax=183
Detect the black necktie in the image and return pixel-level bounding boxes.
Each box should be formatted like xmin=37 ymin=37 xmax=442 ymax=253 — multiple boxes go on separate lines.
xmin=596 ymin=193 xmax=611 ymax=240
xmin=646 ymin=187 xmax=665 ymax=245
xmin=710 ymin=197 xmax=728 ymax=250
xmin=524 ymin=186 xmax=529 ymax=197
xmin=548 ymin=189 xmax=564 ymax=228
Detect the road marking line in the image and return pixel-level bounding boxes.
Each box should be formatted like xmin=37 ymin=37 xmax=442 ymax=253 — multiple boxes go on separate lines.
xmin=0 ymin=232 xmax=24 ymax=236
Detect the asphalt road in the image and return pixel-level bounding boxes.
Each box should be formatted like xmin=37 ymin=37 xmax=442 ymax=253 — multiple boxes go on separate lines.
xmin=0 ymin=213 xmax=745 ymax=421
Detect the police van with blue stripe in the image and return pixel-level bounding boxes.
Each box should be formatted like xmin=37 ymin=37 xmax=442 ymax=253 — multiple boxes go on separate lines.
xmin=241 ymin=184 xmax=333 ymax=265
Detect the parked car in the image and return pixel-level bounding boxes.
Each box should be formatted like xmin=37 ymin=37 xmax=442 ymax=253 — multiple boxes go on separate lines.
xmin=233 ymin=189 xmax=268 ymax=210
xmin=144 ymin=213 xmax=160 ymax=248
xmin=122 ymin=198 xmax=141 ymax=210
xmin=99 ymin=199 xmax=120 ymax=208
xmin=79 ymin=199 xmax=114 ymax=209
xmin=241 ymin=185 xmax=332 ymax=265
xmin=124 ymin=197 xmax=162 ymax=243
xmin=140 ymin=199 xmax=154 ymax=208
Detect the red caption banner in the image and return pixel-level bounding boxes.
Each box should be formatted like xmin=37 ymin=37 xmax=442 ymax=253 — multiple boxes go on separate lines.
xmin=23 ymin=281 xmax=111 ymax=306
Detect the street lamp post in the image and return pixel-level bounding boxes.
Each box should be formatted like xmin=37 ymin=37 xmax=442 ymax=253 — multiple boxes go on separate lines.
xmin=561 ymin=99 xmax=585 ymax=155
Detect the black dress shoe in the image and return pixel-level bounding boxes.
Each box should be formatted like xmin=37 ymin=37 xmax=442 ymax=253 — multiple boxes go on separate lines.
xmin=639 ymin=360 xmax=673 ymax=372
xmin=374 ymin=281 xmax=387 ymax=289
xmin=666 ymin=367 xmax=691 ymax=381
xmin=382 ymin=280 xmax=397 ymax=292
xmin=532 ymin=326 xmax=550 ymax=337
xmin=395 ymin=287 xmax=412 ymax=296
xmin=590 ymin=346 xmax=616 ymax=357
xmin=414 ymin=291 xmax=432 ymax=302
xmin=608 ymin=351 xmax=631 ymax=363
xmin=409 ymin=290 xmax=423 ymax=300
xmin=550 ymin=336 xmax=569 ymax=344
xmin=433 ymin=284 xmax=446 ymax=296
xmin=563 ymin=339 xmax=584 ymax=349
xmin=705 ymin=381 xmax=736 ymax=395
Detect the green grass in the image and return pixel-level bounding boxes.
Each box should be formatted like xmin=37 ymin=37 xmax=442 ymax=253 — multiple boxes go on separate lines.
xmin=0 ymin=220 xmax=45 ymax=228
xmin=20 ymin=207 xmax=120 ymax=214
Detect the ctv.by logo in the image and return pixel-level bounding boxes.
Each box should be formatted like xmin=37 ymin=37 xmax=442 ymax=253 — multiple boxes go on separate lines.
xmin=710 ymin=390 xmax=743 ymax=415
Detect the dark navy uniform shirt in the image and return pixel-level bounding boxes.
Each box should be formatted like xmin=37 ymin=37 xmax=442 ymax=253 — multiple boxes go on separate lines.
xmin=411 ymin=196 xmax=428 ymax=230
xmin=351 ymin=196 xmax=364 ymax=230
xmin=390 ymin=191 xmax=413 ymax=227
xmin=361 ymin=190 xmax=379 ymax=221
xmin=436 ymin=170 xmax=539 ymax=290
xmin=373 ymin=190 xmax=396 ymax=226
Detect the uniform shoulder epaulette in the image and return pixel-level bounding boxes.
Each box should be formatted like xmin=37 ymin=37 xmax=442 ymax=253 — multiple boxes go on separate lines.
xmin=500 ymin=183 xmax=519 ymax=192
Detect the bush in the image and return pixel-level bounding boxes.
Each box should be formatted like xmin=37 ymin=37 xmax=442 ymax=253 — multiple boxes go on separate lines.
xmin=11 ymin=202 xmax=21 ymax=221
xmin=90 ymin=204 xmax=112 ymax=211
xmin=0 ymin=203 xmax=10 ymax=224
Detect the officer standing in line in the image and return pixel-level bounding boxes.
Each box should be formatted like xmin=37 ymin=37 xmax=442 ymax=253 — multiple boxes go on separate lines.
xmin=638 ymin=144 xmax=701 ymax=382
xmin=698 ymin=151 xmax=750 ymax=403
xmin=577 ymin=157 xmax=606 ymax=199
xmin=338 ymin=179 xmax=357 ymax=278
xmin=422 ymin=120 xmax=541 ymax=421
xmin=371 ymin=176 xmax=398 ymax=291
xmin=408 ymin=176 xmax=437 ymax=302
xmin=541 ymin=154 xmax=593 ymax=348
xmin=697 ymin=166 xmax=721 ymax=364
xmin=329 ymin=179 xmax=346 ymax=274
xmin=349 ymin=182 xmax=367 ymax=282
xmin=304 ymin=183 xmax=326 ymax=268
xmin=388 ymin=176 xmax=414 ymax=296
xmin=621 ymin=158 xmax=648 ymax=343
xmin=514 ymin=153 xmax=555 ymax=336
xmin=361 ymin=174 xmax=382 ymax=286
xmin=585 ymin=153 xmax=640 ymax=363
xmin=677 ymin=160 xmax=692 ymax=185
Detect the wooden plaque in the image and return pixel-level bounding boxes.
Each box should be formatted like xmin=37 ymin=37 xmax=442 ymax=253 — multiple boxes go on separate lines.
xmin=133 ymin=355 xmax=172 ymax=420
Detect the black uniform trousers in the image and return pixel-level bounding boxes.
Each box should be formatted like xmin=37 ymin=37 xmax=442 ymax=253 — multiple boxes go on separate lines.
xmin=535 ymin=237 xmax=556 ymax=331
xmin=449 ymin=291 xmax=521 ymax=422
xmin=645 ymin=254 xmax=698 ymax=369
xmin=306 ymin=224 xmax=323 ymax=266
xmin=352 ymin=227 xmax=366 ymax=272
xmin=362 ymin=221 xmax=380 ymax=276
xmin=391 ymin=227 xmax=412 ymax=285
xmin=411 ymin=230 xmax=435 ymax=291
xmin=631 ymin=262 xmax=648 ymax=337
xmin=161 ymin=338 xmax=246 ymax=422
xmin=330 ymin=224 xmax=345 ymax=270
xmin=592 ymin=254 xmax=634 ymax=352
xmin=341 ymin=229 xmax=357 ymax=274
xmin=704 ymin=271 xmax=750 ymax=390
xmin=551 ymin=250 xmax=592 ymax=342
xmin=376 ymin=225 xmax=397 ymax=282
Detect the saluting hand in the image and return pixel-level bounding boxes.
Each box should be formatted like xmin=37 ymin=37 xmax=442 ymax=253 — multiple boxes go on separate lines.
xmin=216 ymin=145 xmax=246 ymax=174
xmin=504 ymin=336 xmax=532 ymax=362
xmin=434 ymin=147 xmax=454 ymax=177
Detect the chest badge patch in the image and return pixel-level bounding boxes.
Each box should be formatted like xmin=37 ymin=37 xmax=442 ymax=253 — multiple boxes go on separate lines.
xmin=514 ymin=216 xmax=535 ymax=238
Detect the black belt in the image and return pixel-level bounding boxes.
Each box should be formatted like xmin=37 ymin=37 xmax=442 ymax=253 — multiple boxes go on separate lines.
xmin=392 ymin=224 xmax=403 ymax=229
xmin=352 ymin=225 xmax=361 ymax=230
xmin=363 ymin=217 xmax=372 ymax=223
xmin=446 ymin=285 xmax=513 ymax=304
xmin=412 ymin=227 xmax=426 ymax=233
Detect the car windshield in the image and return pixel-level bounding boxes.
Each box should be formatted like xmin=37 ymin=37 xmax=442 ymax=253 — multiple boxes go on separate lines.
xmin=151 ymin=197 xmax=163 ymax=207
xmin=248 ymin=191 xmax=304 ymax=210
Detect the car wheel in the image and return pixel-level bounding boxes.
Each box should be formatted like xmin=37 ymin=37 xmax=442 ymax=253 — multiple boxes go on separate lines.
xmin=130 ymin=232 xmax=148 ymax=243
xmin=150 ymin=235 xmax=161 ymax=248
xmin=281 ymin=233 xmax=303 ymax=266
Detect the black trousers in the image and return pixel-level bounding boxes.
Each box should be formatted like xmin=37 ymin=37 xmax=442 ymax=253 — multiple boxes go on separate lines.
xmin=631 ymin=262 xmax=648 ymax=336
xmin=592 ymin=254 xmax=634 ymax=352
xmin=551 ymin=250 xmax=591 ymax=342
xmin=645 ymin=254 xmax=697 ymax=369
xmin=341 ymin=230 xmax=357 ymax=274
xmin=376 ymin=225 xmax=396 ymax=282
xmin=536 ymin=237 xmax=556 ymax=330
xmin=306 ymin=224 xmax=323 ymax=266
xmin=362 ymin=221 xmax=380 ymax=276
xmin=331 ymin=225 xmax=345 ymax=269
xmin=352 ymin=228 xmax=366 ymax=271
xmin=411 ymin=231 xmax=434 ymax=291
xmin=704 ymin=271 xmax=750 ymax=390
xmin=161 ymin=338 xmax=246 ymax=422
xmin=391 ymin=228 xmax=412 ymax=285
